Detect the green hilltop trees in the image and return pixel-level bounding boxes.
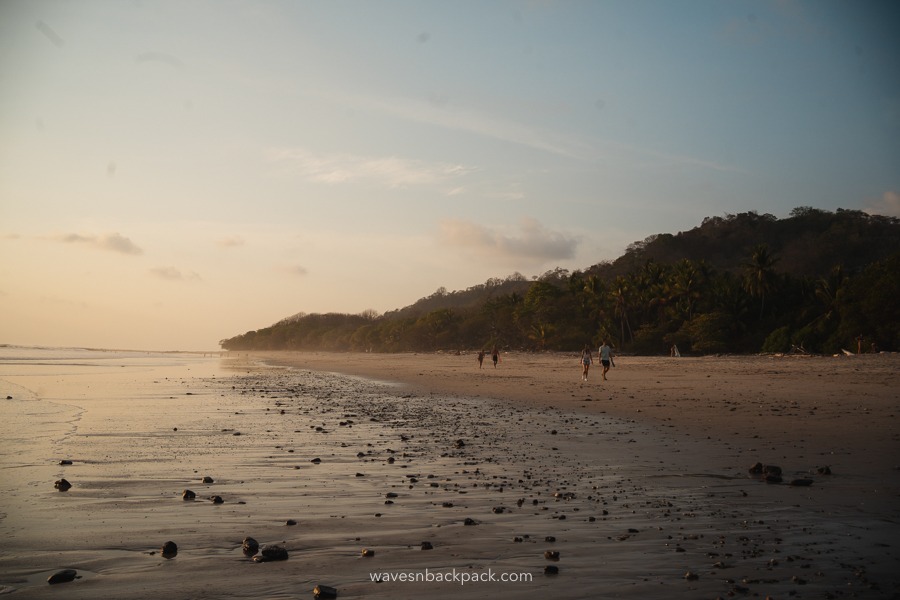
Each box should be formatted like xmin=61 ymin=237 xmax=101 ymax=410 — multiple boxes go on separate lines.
xmin=221 ymin=208 xmax=900 ymax=355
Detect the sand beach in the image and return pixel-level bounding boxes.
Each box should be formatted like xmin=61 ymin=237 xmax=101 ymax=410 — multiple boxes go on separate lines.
xmin=1 ymin=347 xmax=897 ymax=599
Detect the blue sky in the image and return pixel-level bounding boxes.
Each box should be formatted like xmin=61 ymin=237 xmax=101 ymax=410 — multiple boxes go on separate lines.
xmin=1 ymin=0 xmax=898 ymax=350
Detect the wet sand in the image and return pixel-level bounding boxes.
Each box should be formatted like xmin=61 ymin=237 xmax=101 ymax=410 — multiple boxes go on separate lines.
xmin=1 ymin=349 xmax=898 ymax=599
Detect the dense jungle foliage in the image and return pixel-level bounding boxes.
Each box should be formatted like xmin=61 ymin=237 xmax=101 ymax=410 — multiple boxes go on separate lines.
xmin=220 ymin=207 xmax=900 ymax=355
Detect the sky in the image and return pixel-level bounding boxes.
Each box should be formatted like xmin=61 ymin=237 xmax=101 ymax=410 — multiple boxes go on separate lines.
xmin=1 ymin=1 xmax=898 ymax=351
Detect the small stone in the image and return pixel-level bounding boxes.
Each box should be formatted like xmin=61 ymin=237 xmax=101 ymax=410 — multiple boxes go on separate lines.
xmin=463 ymin=518 xmax=477 ymax=526
xmin=314 ymin=584 xmax=338 ymax=599
xmin=544 ymin=550 xmax=560 ymax=561
xmin=254 ymin=544 xmax=288 ymax=562
xmin=58 ymin=460 xmax=73 ymax=466
xmin=47 ymin=569 xmax=78 ymax=584
xmin=361 ymin=548 xmax=375 ymax=557
xmin=209 ymin=495 xmax=224 ymax=504
xmin=790 ymin=478 xmax=814 ymax=487
xmin=161 ymin=541 xmax=178 ymax=559
xmin=311 ymin=457 xmax=322 ymax=464
xmin=816 ymin=466 xmax=832 ymax=475
xmin=544 ymin=565 xmax=559 ymax=575
xmin=421 ymin=541 xmax=433 ymax=550
xmin=286 ymin=519 xmax=297 ymax=526
xmin=182 ymin=489 xmax=196 ymax=500
xmin=242 ymin=537 xmax=259 ymax=556
xmin=684 ymin=571 xmax=699 ymax=581
xmin=202 ymin=476 xmax=214 ymax=484
xmin=545 ymin=536 xmax=556 ymax=543
xmin=54 ymin=479 xmax=72 ymax=492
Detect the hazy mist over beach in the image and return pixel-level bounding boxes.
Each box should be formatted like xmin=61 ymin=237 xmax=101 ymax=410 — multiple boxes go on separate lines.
xmin=1 ymin=1 xmax=899 ymax=351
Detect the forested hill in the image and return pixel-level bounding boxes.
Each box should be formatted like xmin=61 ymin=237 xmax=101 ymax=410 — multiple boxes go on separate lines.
xmin=220 ymin=207 xmax=900 ymax=355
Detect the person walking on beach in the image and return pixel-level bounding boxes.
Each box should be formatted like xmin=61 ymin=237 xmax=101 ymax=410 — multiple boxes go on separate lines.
xmin=598 ymin=340 xmax=615 ymax=381
xmin=580 ymin=344 xmax=593 ymax=381
xmin=477 ymin=350 xmax=485 ymax=369
xmin=491 ymin=346 xmax=499 ymax=368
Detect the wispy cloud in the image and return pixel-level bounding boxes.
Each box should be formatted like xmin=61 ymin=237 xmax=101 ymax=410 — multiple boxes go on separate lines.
xmin=864 ymin=190 xmax=900 ymax=218
xmin=281 ymin=265 xmax=309 ymax=277
xmin=54 ymin=233 xmax=143 ymax=255
xmin=313 ymin=87 xmax=743 ymax=172
xmin=439 ymin=217 xmax=579 ymax=265
xmin=216 ymin=235 xmax=245 ymax=248
xmin=150 ymin=266 xmax=202 ymax=282
xmin=135 ymin=51 xmax=184 ymax=68
xmin=320 ymin=88 xmax=592 ymax=160
xmin=270 ymin=148 xmax=473 ymax=188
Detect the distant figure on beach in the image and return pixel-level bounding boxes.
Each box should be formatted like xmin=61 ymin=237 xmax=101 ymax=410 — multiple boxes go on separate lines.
xmin=670 ymin=344 xmax=681 ymax=357
xmin=491 ymin=346 xmax=499 ymax=368
xmin=477 ymin=350 xmax=485 ymax=369
xmin=580 ymin=344 xmax=593 ymax=381
xmin=598 ymin=340 xmax=615 ymax=381
xmin=856 ymin=334 xmax=864 ymax=355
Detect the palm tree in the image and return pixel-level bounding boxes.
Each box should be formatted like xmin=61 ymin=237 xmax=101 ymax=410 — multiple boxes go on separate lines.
xmin=610 ymin=276 xmax=634 ymax=347
xmin=743 ymin=245 xmax=779 ymax=318
xmin=672 ymin=259 xmax=709 ymax=322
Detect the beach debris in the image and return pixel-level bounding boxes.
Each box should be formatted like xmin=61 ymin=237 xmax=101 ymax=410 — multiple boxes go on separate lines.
xmin=242 ymin=537 xmax=259 ymax=556
xmin=361 ymin=548 xmax=375 ymax=557
xmin=253 ymin=544 xmax=289 ymax=562
xmin=286 ymin=519 xmax=297 ymax=526
xmin=683 ymin=571 xmax=699 ymax=581
xmin=202 ymin=476 xmax=214 ymax=484
xmin=182 ymin=489 xmax=196 ymax=500
xmin=58 ymin=459 xmax=73 ymax=466
xmin=311 ymin=457 xmax=322 ymax=464
xmin=210 ymin=495 xmax=224 ymax=504
xmin=421 ymin=541 xmax=433 ymax=550
xmin=463 ymin=518 xmax=478 ymax=526
xmin=54 ymin=478 xmax=72 ymax=492
xmin=749 ymin=462 xmax=783 ymax=482
xmin=47 ymin=569 xmax=79 ymax=584
xmin=544 ymin=565 xmax=559 ymax=575
xmin=314 ymin=584 xmax=338 ymax=599
xmin=161 ymin=541 xmax=178 ymax=559
xmin=748 ymin=462 xmax=781 ymax=476
xmin=544 ymin=550 xmax=560 ymax=561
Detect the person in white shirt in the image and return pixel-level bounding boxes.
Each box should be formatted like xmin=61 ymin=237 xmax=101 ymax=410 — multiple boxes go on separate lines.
xmin=598 ymin=341 xmax=615 ymax=381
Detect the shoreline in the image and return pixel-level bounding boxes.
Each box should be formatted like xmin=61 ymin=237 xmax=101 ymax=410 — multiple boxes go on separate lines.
xmin=1 ymin=349 xmax=897 ymax=598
